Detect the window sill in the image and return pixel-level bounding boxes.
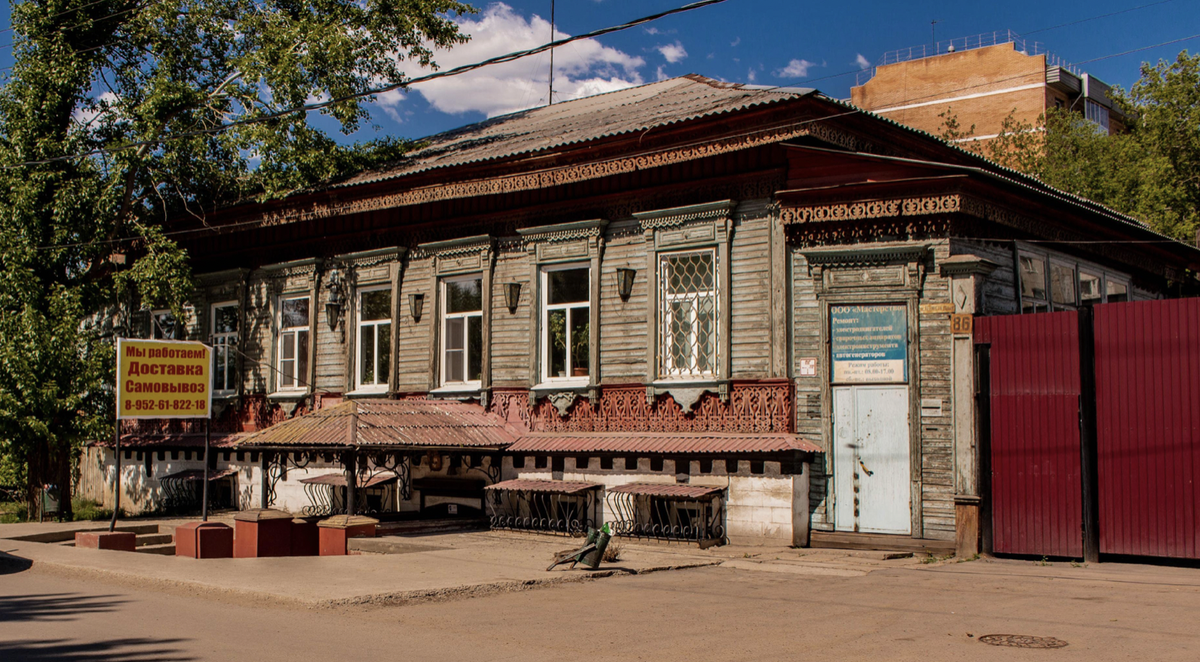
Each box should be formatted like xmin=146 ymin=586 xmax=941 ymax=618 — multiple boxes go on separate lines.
xmin=346 ymin=388 xmax=390 ymax=399
xmin=267 ymin=390 xmax=308 ymax=401
xmin=531 ymin=379 xmax=590 ymax=391
xmin=428 ymin=384 xmax=482 ymax=399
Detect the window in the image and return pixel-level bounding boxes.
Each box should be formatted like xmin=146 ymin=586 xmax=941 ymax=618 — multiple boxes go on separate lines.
xmin=278 ymin=296 xmax=309 ymax=390
xmin=151 ymin=310 xmax=178 ymax=339
xmin=211 ymin=302 xmax=238 ymax=395
xmin=1079 ymin=272 xmax=1102 ymax=306
xmin=659 ymin=250 xmax=717 ymax=378
xmin=1106 ymin=280 xmax=1129 ymax=303
xmin=1085 ymin=100 xmax=1111 ymax=133
xmin=441 ymin=276 xmax=483 ymax=385
xmin=1019 ymin=248 xmax=1133 ymax=312
xmin=356 ymin=287 xmax=392 ymax=391
xmin=541 ymin=265 xmax=590 ymax=382
xmin=1050 ymin=262 xmax=1077 ymax=310
xmin=1019 ymin=255 xmax=1049 ymax=313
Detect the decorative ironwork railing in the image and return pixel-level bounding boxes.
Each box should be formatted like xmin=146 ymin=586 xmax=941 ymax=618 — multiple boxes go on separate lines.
xmin=604 ymin=489 xmax=725 ymax=545
xmin=487 ymin=489 xmax=598 ymax=536
xmin=856 ymin=29 xmax=1079 ymax=86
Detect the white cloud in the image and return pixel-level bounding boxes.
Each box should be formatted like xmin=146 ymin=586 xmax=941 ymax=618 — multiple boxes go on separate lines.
xmin=644 ymin=27 xmax=659 ymax=35
xmin=71 ymin=92 xmax=119 ymax=127
xmin=730 ymin=37 xmax=740 ymax=47
xmin=656 ymin=41 xmax=687 ymax=64
xmin=775 ymin=58 xmax=817 ymax=78
xmin=393 ymin=3 xmax=644 ymax=119
xmin=656 ymin=65 xmax=669 ymax=81
xmin=747 ymin=68 xmax=756 ymax=83
xmin=855 ymin=53 xmax=871 ymax=70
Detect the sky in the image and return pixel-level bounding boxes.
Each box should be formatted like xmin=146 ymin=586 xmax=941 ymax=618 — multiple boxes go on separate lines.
xmin=3 ymin=0 xmax=1199 ymax=143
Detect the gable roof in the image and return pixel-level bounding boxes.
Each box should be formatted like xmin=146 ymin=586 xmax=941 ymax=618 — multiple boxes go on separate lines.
xmin=335 ymin=75 xmax=815 ymax=188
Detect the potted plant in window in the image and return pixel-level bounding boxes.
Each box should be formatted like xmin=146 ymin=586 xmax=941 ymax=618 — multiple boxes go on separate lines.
xmin=571 ymin=322 xmax=589 ymax=377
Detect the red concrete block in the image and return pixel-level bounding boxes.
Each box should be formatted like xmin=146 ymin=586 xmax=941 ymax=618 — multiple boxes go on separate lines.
xmin=290 ymin=518 xmax=320 ymax=557
xmin=232 ymin=509 xmax=294 ymax=558
xmin=317 ymin=515 xmax=378 ymax=556
xmin=175 ymin=522 xmax=233 ymax=559
xmin=74 ymin=531 xmax=136 ymax=552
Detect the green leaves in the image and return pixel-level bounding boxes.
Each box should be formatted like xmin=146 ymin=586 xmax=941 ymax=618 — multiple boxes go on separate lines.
xmin=985 ymin=51 xmax=1200 ymax=243
xmin=0 ymin=0 xmax=475 ymax=511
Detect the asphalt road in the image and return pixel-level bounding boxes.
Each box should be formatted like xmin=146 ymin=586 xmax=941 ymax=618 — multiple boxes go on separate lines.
xmin=2 ymin=558 xmax=1199 ymax=661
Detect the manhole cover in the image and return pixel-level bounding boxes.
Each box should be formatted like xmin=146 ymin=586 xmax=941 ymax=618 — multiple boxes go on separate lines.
xmin=979 ymin=634 xmax=1068 ymax=649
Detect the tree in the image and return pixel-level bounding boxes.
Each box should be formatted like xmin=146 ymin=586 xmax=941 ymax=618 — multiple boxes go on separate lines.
xmin=0 ymin=0 xmax=473 ymax=518
xmin=985 ymin=51 xmax=1200 ymax=243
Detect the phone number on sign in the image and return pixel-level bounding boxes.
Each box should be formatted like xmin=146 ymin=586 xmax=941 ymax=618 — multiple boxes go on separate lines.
xmin=124 ymin=399 xmax=207 ymax=412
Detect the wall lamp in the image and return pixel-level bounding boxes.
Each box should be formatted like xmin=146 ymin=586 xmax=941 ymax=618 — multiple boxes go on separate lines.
xmin=408 ymin=292 xmax=425 ymax=322
xmin=324 ymin=268 xmax=344 ymax=332
xmin=616 ymin=267 xmax=636 ymax=302
xmin=504 ymin=282 xmax=522 ymax=314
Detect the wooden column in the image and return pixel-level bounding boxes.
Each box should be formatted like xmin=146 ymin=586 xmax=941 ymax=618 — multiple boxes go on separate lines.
xmin=941 ymin=254 xmax=997 ymax=558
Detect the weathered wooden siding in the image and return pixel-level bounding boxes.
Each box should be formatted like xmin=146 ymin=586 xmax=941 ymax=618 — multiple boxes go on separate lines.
xmin=599 ymin=221 xmax=649 ymax=382
xmin=950 ymin=239 xmax=1020 ymax=315
xmin=397 ymin=255 xmax=434 ymax=393
xmin=491 ymin=244 xmax=532 ymax=387
xmin=790 ymin=239 xmax=956 ymax=540
xmin=729 ymin=200 xmax=773 ymax=378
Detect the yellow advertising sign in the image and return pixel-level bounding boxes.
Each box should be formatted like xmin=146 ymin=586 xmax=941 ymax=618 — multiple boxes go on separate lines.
xmin=116 ymin=339 xmax=212 ymax=420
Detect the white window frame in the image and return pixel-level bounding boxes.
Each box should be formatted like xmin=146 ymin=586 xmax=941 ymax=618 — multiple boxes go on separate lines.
xmin=355 ymin=285 xmax=392 ymax=392
xmin=440 ymin=275 xmax=483 ymax=388
xmin=659 ymin=249 xmax=718 ymax=379
xmin=277 ymin=295 xmax=310 ymax=391
xmin=540 ymin=263 xmax=591 ymax=385
xmin=210 ymin=301 xmax=238 ymax=396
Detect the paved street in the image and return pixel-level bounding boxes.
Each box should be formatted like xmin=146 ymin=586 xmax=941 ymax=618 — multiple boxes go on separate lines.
xmin=3 ymin=552 xmax=1199 ymax=661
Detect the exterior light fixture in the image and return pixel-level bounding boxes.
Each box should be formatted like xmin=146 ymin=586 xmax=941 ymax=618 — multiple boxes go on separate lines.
xmin=505 ymin=282 xmax=521 ymax=314
xmin=616 ymin=267 xmax=636 ymax=302
xmin=408 ymin=292 xmax=424 ymax=322
xmin=324 ymin=268 xmax=344 ymax=332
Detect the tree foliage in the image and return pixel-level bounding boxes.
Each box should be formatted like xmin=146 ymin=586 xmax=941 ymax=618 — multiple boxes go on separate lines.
xmin=984 ymin=51 xmax=1200 ymax=243
xmin=0 ymin=0 xmax=473 ymax=516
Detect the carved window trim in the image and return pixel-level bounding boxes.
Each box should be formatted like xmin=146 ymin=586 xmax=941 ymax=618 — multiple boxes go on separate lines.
xmin=417 ymin=237 xmax=495 ymax=399
xmin=635 ymin=200 xmax=736 ymax=409
xmin=518 ymin=219 xmax=607 ymax=402
xmin=335 ymin=247 xmax=405 ymax=397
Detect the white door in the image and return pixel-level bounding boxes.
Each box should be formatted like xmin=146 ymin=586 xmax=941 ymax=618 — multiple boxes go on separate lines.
xmin=833 ymin=385 xmax=911 ymax=534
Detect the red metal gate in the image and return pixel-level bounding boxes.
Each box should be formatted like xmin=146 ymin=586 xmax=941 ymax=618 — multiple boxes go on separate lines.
xmin=976 ymin=313 xmax=1083 ymax=557
xmin=1094 ymin=299 xmax=1200 ymax=559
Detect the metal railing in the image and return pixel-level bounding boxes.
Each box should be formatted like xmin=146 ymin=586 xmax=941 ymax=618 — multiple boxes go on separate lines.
xmin=856 ymin=29 xmax=1079 ymax=86
xmin=487 ymin=490 xmax=598 ymax=536
xmin=604 ymin=492 xmax=725 ymax=545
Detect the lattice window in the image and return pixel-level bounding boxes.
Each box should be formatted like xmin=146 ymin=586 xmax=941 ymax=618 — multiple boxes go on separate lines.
xmin=659 ymin=250 xmax=717 ymax=378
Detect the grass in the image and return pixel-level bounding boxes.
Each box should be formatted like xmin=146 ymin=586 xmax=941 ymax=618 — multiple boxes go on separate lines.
xmin=0 ymin=501 xmax=27 ymax=524
xmin=72 ymin=498 xmax=119 ymax=522
xmin=602 ymin=541 xmax=623 ymax=563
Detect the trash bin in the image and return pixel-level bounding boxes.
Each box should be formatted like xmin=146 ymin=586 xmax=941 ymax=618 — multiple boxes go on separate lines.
xmin=581 ymin=524 xmax=612 ymax=569
xmin=41 ymin=485 xmax=60 ymax=520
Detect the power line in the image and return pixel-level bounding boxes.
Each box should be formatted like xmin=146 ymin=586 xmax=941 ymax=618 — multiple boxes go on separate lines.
xmin=1024 ymin=0 xmax=1177 ymax=36
xmin=1074 ymin=32 xmax=1200 ymax=65
xmin=0 ymin=2 xmax=148 ymax=52
xmin=3 ymin=0 xmax=730 ymax=169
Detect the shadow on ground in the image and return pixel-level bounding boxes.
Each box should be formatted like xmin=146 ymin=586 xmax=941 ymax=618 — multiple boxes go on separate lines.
xmin=0 ymin=592 xmax=126 ymax=623
xmin=0 ymin=549 xmax=32 ymax=575
xmin=0 ymin=638 xmax=194 ymax=661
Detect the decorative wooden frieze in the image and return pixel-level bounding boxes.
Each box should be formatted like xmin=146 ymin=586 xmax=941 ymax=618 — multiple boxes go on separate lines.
xmin=781 ymin=195 xmax=961 ymax=225
xmin=417 ymin=235 xmax=494 ymax=275
xmin=802 ymin=244 xmax=931 ymax=294
xmin=334 ymin=246 xmax=407 ymax=268
xmin=488 ymin=381 xmax=793 ymax=434
xmin=258 ymin=257 xmax=322 ymax=279
xmin=634 ymin=199 xmax=737 ymax=248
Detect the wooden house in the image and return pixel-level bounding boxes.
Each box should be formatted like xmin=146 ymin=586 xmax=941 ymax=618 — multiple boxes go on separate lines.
xmin=79 ymin=74 xmax=1200 ymax=552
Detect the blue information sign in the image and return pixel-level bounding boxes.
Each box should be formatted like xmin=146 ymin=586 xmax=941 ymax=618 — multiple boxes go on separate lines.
xmin=830 ymin=304 xmax=908 ymax=383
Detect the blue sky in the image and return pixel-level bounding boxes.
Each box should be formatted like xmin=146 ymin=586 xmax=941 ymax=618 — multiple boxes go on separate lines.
xmin=3 ymin=0 xmax=1199 ymax=143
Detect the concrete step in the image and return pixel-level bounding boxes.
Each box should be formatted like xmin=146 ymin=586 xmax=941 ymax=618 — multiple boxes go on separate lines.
xmin=135 ymin=533 xmax=174 ymax=546
xmin=135 ymin=543 xmax=176 ymax=555
xmin=11 ymin=523 xmax=160 ymax=544
xmin=809 ymin=531 xmax=954 ymax=555
xmin=376 ymin=518 xmax=488 ymax=537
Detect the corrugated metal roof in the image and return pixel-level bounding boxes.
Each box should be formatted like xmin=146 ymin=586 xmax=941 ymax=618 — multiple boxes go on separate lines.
xmin=235 ymin=399 xmax=519 ymax=449
xmin=156 ymin=468 xmax=237 ymax=482
xmin=484 ymin=478 xmax=602 ymax=495
xmin=298 ymin=473 xmax=396 ymax=488
xmin=99 ymin=434 xmax=246 ymax=449
xmin=608 ymin=483 xmax=725 ymax=498
xmin=507 ymin=432 xmax=820 ymax=455
xmin=334 ymin=75 xmax=814 ymax=188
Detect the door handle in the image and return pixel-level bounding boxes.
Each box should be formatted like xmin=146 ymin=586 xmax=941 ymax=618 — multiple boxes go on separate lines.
xmin=858 ymin=459 xmax=874 ymax=477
